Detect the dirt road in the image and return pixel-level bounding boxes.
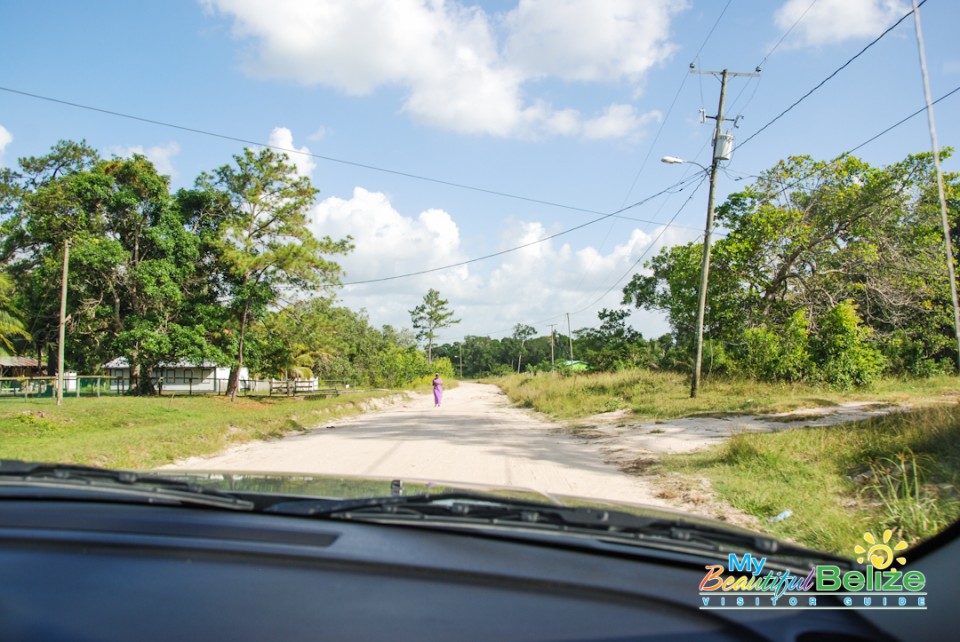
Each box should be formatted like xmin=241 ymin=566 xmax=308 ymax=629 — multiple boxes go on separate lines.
xmin=169 ymin=381 xmax=674 ymax=508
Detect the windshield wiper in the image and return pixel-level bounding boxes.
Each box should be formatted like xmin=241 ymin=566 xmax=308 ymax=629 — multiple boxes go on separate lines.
xmin=263 ymin=491 xmax=851 ymax=567
xmin=0 ymin=459 xmax=254 ymax=511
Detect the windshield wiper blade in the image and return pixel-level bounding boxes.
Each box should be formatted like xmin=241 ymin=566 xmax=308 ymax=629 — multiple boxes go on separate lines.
xmin=0 ymin=459 xmax=254 ymax=510
xmin=264 ymin=491 xmax=846 ymax=564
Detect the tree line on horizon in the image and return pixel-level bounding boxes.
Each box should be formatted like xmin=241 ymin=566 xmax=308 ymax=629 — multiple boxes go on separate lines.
xmin=2 ymin=142 xmax=958 ymax=391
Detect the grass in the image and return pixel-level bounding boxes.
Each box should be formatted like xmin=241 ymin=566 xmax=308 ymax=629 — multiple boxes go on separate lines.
xmin=0 ymin=391 xmax=397 ymax=470
xmin=656 ymin=404 xmax=960 ymax=555
xmin=492 ymin=370 xmax=960 ymax=421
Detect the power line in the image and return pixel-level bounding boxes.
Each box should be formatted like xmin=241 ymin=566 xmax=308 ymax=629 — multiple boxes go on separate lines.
xmin=588 ymin=0 xmax=733 ymax=296
xmin=690 ymin=0 xmax=733 ymax=65
xmin=737 ymin=0 xmax=927 ymax=152
xmin=434 ymin=82 xmax=960 ymax=342
xmin=0 ymin=84 xmax=606 ymax=219
xmin=574 ymin=174 xmax=709 ymax=314
xmin=755 ymin=0 xmax=820 ymax=71
xmin=735 ymin=82 xmax=960 ymax=200
xmin=342 ymin=173 xmax=704 ymax=285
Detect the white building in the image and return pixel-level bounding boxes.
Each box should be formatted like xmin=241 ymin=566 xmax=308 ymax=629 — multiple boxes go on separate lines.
xmin=103 ymin=358 xmax=250 ymax=394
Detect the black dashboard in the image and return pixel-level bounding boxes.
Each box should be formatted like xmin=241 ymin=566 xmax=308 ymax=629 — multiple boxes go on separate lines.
xmin=0 ymin=499 xmax=906 ymax=641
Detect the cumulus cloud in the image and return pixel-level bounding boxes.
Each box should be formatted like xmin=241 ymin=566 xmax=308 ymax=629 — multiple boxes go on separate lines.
xmin=773 ymin=0 xmax=908 ymax=48
xmin=201 ymin=0 xmax=677 ymax=140
xmin=0 ymin=125 xmax=12 ymax=165
xmin=503 ymin=0 xmax=684 ymax=82
xmin=267 ymin=127 xmax=316 ymax=178
xmin=310 ymin=187 xmax=684 ymax=339
xmin=107 ymin=141 xmax=181 ymax=179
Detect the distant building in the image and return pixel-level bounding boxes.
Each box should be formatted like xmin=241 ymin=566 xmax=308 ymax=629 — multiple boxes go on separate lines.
xmin=103 ymin=358 xmax=250 ymax=394
xmin=0 ymin=356 xmax=43 ymax=378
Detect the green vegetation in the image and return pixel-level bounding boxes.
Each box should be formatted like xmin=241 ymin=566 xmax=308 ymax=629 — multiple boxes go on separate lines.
xmin=623 ymin=152 xmax=960 ymax=386
xmin=493 ymin=368 xmax=960 ymax=555
xmin=0 ymin=392 xmax=395 ymax=470
xmin=658 ymin=405 xmax=960 ymax=555
xmin=0 ymin=141 xmax=448 ymax=391
xmin=494 ymin=370 xmax=960 ymax=421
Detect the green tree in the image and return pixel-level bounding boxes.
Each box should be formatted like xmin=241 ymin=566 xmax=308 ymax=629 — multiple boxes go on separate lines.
xmin=512 ymin=323 xmax=536 ymax=373
xmin=409 ymin=288 xmax=460 ymax=362
xmin=0 ymin=272 xmax=30 ymax=355
xmin=196 ymin=148 xmax=352 ymax=400
xmin=623 ymin=151 xmax=958 ymax=380
xmin=574 ymin=308 xmax=646 ymax=371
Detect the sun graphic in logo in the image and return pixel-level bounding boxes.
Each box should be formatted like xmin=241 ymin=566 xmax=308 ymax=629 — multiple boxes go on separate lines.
xmin=854 ymin=530 xmax=909 ymax=570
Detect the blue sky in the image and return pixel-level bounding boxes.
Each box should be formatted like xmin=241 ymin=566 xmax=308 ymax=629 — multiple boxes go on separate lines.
xmin=1 ymin=0 xmax=958 ymax=343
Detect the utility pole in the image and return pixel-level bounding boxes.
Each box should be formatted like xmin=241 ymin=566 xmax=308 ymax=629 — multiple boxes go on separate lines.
xmin=566 ymin=313 xmax=574 ymax=360
xmin=548 ymin=324 xmax=557 ymax=369
xmin=689 ymin=67 xmax=758 ymax=398
xmin=459 ymin=342 xmax=463 ymax=378
xmin=912 ymin=0 xmax=960 ymax=373
xmin=56 ymin=239 xmax=70 ymax=406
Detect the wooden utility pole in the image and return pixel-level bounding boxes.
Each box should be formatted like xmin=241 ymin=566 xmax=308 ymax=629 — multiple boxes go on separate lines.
xmin=566 ymin=313 xmax=574 ymax=360
xmin=548 ymin=324 xmax=557 ymax=369
xmin=912 ymin=1 xmax=960 ymax=373
xmin=56 ymin=239 xmax=69 ymax=406
xmin=689 ymin=68 xmax=758 ymax=398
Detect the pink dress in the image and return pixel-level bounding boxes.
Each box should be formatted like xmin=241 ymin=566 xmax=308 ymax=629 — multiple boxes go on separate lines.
xmin=432 ymin=377 xmax=443 ymax=406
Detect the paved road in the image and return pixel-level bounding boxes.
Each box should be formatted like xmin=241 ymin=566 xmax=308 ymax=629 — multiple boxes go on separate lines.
xmin=169 ymin=381 xmax=670 ymax=507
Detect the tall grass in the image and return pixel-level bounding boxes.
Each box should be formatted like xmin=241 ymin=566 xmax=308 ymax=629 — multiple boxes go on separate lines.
xmin=494 ymin=371 xmax=960 ymax=421
xmin=660 ymin=404 xmax=960 ymax=554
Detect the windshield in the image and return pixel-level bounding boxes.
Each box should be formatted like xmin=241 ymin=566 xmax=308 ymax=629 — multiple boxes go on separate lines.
xmin=1 ymin=0 xmax=957 ymax=584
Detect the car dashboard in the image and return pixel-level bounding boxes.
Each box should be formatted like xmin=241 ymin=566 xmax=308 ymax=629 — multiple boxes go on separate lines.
xmin=0 ymin=498 xmax=907 ymax=641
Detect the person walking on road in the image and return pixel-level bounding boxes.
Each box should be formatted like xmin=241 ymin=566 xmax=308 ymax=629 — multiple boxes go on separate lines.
xmin=432 ymin=374 xmax=443 ymax=407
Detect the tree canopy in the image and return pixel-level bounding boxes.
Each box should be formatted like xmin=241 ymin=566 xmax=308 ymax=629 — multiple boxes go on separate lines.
xmin=623 ymin=151 xmax=960 ymax=385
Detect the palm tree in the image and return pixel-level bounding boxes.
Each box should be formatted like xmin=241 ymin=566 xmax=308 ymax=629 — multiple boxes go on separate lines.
xmin=0 ymin=272 xmax=30 ymax=356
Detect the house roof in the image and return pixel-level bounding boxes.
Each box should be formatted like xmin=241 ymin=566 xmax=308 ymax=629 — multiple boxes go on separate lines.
xmin=0 ymin=356 xmax=40 ymax=368
xmin=103 ymin=358 xmax=222 ymax=369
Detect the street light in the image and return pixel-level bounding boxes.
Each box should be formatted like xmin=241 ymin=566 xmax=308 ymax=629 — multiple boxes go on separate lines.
xmin=661 ymin=154 xmax=720 ymax=398
xmin=660 ymin=156 xmax=706 ymax=170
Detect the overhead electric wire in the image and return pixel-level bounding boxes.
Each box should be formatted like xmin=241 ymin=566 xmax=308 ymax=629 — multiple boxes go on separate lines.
xmin=425 ymin=80 xmax=958 ymax=342
xmin=738 ymin=82 xmax=960 ymax=204
xmin=573 ymin=173 xmax=709 ymax=314
xmin=736 ymin=0 xmax=928 ymax=152
xmin=690 ymin=0 xmax=733 ymax=64
xmin=0 ymin=84 xmax=614 ymax=220
xmin=587 ymin=0 xmax=734 ymax=296
xmin=755 ymin=0 xmax=820 ymax=71
xmin=342 ymin=173 xmax=704 ymax=285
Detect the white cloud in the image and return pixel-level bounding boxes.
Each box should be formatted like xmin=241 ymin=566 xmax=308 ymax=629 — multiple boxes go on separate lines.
xmin=774 ymin=0 xmax=908 ymax=48
xmin=582 ymin=105 xmax=661 ymax=141
xmin=503 ymin=0 xmax=685 ymax=82
xmin=0 ymin=125 xmax=12 ymax=165
xmin=201 ymin=0 xmax=681 ymax=140
xmin=310 ymin=187 xmax=682 ymax=339
xmin=307 ymin=126 xmax=329 ymax=142
xmin=267 ymin=127 xmax=316 ymax=178
xmin=108 ymin=142 xmax=181 ymax=179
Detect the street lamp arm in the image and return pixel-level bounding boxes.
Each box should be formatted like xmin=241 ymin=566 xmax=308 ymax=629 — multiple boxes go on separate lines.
xmin=660 ymin=156 xmax=709 ymax=172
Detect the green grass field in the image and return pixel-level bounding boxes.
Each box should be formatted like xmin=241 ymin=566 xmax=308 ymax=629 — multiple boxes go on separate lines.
xmin=0 ymin=391 xmax=397 ymax=470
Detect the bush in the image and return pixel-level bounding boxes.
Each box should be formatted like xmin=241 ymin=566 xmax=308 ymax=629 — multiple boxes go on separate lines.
xmin=811 ymin=300 xmax=886 ymax=389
